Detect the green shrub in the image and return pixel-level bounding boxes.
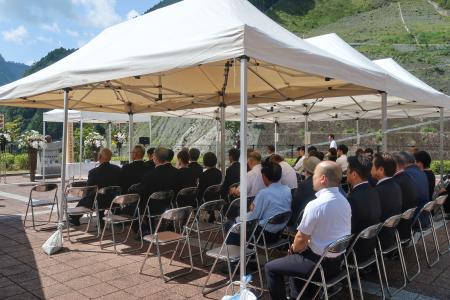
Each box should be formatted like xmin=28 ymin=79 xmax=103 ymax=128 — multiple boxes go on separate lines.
xmin=14 ymin=154 xmax=29 ymax=170
xmin=0 ymin=153 xmax=15 ymax=170
xmin=430 ymin=160 xmax=450 ymax=174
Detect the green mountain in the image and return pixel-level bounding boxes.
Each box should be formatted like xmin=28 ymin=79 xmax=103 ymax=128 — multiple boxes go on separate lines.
xmin=0 ymin=54 xmax=28 ymax=86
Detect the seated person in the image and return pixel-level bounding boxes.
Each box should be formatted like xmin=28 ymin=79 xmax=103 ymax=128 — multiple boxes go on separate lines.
xmin=176 ymin=149 xmax=197 ymax=192
xmin=168 ymin=149 xmax=175 ymax=163
xmin=265 ymin=161 xmax=351 ymax=300
xmin=293 ymin=146 xmax=305 ymax=170
xmin=364 ymin=148 xmax=374 ymax=161
xmin=372 ymin=153 xmax=402 ymax=248
xmin=270 ymin=154 xmax=298 ymax=189
xmin=336 ymin=144 xmax=349 ymax=173
xmin=144 ymin=147 xmax=155 ymax=169
xmin=347 ymin=155 xmax=381 ymax=262
xmin=229 ymin=151 xmax=265 ymax=198
xmin=220 ymin=148 xmax=240 ymax=199
xmin=326 ymin=148 xmax=337 ymax=162
xmin=197 ymin=152 xmax=222 ymax=202
xmin=70 ymin=148 xmax=121 ymax=226
xmin=226 ymin=161 xmax=292 ymax=246
xmin=120 ymin=144 xmax=147 ymax=193
xmin=289 ymin=156 xmax=320 ymax=228
xmin=414 ymin=150 xmax=435 ymax=201
xmin=188 ymin=148 xmax=203 ymax=181
xmin=267 ymin=145 xmax=275 ymax=155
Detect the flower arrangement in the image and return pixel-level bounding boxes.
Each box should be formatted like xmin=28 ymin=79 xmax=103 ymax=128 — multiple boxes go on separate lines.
xmin=18 ymin=130 xmax=46 ymax=150
xmin=0 ymin=130 xmax=11 ymax=151
xmin=84 ymin=132 xmax=106 ymax=150
xmin=112 ymin=131 xmax=127 ymax=147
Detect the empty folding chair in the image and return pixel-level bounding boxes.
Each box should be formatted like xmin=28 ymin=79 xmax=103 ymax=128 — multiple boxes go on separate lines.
xmin=181 ymin=199 xmax=226 ymax=264
xmin=415 ymin=200 xmax=440 ymax=267
xmin=377 ymin=213 xmax=407 ymax=297
xmin=398 ymin=207 xmax=421 ymax=281
xmin=100 ymin=193 xmax=143 ymax=254
xmin=142 ymin=190 xmax=174 ymax=234
xmin=91 ymin=186 xmax=122 ymax=236
xmin=202 ymin=184 xmax=222 ymax=203
xmin=65 ymin=180 xmax=88 ymax=203
xmin=293 ymin=234 xmax=355 ymax=300
xmin=347 ymin=223 xmax=385 ymax=300
xmin=253 ymin=211 xmax=291 ymax=263
xmin=140 ymin=206 xmax=194 ymax=282
xmin=23 ymin=183 xmax=58 ymax=230
xmin=64 ymin=186 xmax=98 ymax=242
xmin=175 ymin=186 xmax=198 ymax=209
xmin=433 ymin=195 xmax=450 ymax=255
xmin=202 ymin=219 xmax=263 ymax=296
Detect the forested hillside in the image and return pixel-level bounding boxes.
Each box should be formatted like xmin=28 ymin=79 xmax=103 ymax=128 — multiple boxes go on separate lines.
xmin=0 ymin=55 xmax=28 ymax=86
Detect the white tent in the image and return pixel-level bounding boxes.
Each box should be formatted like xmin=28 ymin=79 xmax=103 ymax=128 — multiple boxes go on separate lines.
xmin=0 ymin=0 xmax=448 ymax=291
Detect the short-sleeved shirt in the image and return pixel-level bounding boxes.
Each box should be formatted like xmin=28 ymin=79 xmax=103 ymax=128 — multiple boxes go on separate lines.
xmin=247 ymin=182 xmax=292 ymax=233
xmin=279 ymin=161 xmax=298 ymax=189
xmin=336 ymin=155 xmax=348 ymax=173
xmin=330 ymin=140 xmax=337 ymax=149
xmin=294 ymin=156 xmax=305 ymax=171
xmin=247 ymin=164 xmax=266 ymax=197
xmin=298 ymin=187 xmax=351 ymax=257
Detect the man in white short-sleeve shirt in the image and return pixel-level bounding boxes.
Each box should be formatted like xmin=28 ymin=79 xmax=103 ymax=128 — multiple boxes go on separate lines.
xmin=264 ymin=161 xmax=351 ymax=300
xmin=329 ymin=134 xmax=337 ymax=149
xmin=270 ymin=154 xmax=298 ymax=189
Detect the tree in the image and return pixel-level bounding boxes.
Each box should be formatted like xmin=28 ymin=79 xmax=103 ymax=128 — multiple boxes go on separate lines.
xmin=5 ymin=117 xmax=23 ymax=142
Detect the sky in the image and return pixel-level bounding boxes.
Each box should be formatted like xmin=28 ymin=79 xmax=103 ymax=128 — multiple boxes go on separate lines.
xmin=0 ymin=0 xmax=161 ymax=65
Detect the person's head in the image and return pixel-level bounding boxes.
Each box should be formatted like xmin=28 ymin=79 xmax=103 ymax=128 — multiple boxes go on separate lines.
xmin=131 ymin=144 xmax=145 ymax=161
xmin=307 ymin=146 xmax=317 ymax=155
xmin=392 ymin=152 xmax=406 ymax=172
xmin=398 ymin=151 xmax=415 ymax=167
xmin=177 ymin=149 xmax=190 ymax=167
xmin=260 ymin=161 xmax=282 ymax=186
xmin=328 ymin=134 xmax=335 ymax=141
xmin=247 ymin=151 xmax=262 ymax=170
xmin=309 ymin=150 xmax=324 ymax=161
xmin=364 ymin=148 xmax=374 ymax=155
xmin=228 ymin=148 xmax=240 ymax=163
xmin=297 ymin=146 xmax=305 ymax=156
xmin=337 ymin=144 xmax=348 ymax=156
xmin=327 ymin=148 xmax=337 ymax=161
xmin=269 ymin=154 xmax=284 ymax=164
xmin=347 ymin=155 xmax=372 ymax=187
xmin=153 ymin=147 xmax=170 ymax=165
xmin=98 ymin=148 xmax=112 ymax=164
xmin=409 ymin=146 xmax=418 ymax=154
xmin=355 ymin=148 xmax=364 ymax=156
xmin=203 ymin=152 xmax=217 ymax=168
xmin=312 ymin=161 xmax=342 ymax=191
xmin=167 ymin=149 xmax=175 ymax=162
xmin=267 ymin=145 xmax=275 ymax=154
xmin=303 ymin=156 xmax=321 ymax=177
xmin=414 ymin=150 xmax=432 ymax=170
xmin=147 ymin=147 xmax=155 ymax=161
xmin=371 ymin=152 xmax=396 ymax=180
xmin=188 ymin=148 xmax=200 ymax=162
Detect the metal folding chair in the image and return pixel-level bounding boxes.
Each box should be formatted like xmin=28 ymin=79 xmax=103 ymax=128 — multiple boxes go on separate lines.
xmin=253 ymin=211 xmax=291 ymax=263
xmin=99 ymin=193 xmax=143 ymax=254
xmin=433 ymin=195 xmax=450 ymax=255
xmin=90 ymin=186 xmax=122 ymax=236
xmin=23 ymin=183 xmax=58 ymax=230
xmin=175 ymin=186 xmax=198 ymax=209
xmin=377 ymin=213 xmax=407 ymax=297
xmin=202 ymin=184 xmax=222 ymax=203
xmin=140 ymin=206 xmax=194 ymax=282
xmin=65 ymin=180 xmax=88 ymax=203
xmin=181 ymin=199 xmax=226 ymax=264
xmin=64 ymin=186 xmax=98 ymax=242
xmin=202 ymin=219 xmax=263 ymax=296
xmin=415 ymin=200 xmax=440 ymax=267
xmin=347 ymin=223 xmax=384 ymax=300
xmin=399 ymin=207 xmax=421 ymax=281
xmin=142 ymin=190 xmax=174 ymax=234
xmin=293 ymin=234 xmax=355 ymax=300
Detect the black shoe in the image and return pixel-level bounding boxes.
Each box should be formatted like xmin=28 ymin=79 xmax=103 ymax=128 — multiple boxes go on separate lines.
xmin=69 ymin=217 xmax=80 ymax=226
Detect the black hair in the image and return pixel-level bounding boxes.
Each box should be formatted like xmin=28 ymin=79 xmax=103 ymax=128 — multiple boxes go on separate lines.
xmin=348 ymin=155 xmax=372 ymax=180
xmin=147 ymin=147 xmax=155 ymax=155
xmin=337 ymin=144 xmax=348 ymax=154
xmin=364 ymin=148 xmax=374 ymax=155
xmin=203 ymin=152 xmax=217 ymax=167
xmin=307 ymin=145 xmax=317 ymax=154
xmin=373 ymin=152 xmax=396 ymax=177
xmin=188 ymin=148 xmax=200 ymax=161
xmin=414 ymin=150 xmax=432 ymax=169
xmin=297 ymin=146 xmax=305 ymax=151
xmin=167 ymin=149 xmax=175 ymax=162
xmin=329 ymin=134 xmax=335 ymax=139
xmin=309 ymin=150 xmax=324 ymax=161
xmin=228 ymin=148 xmax=240 ymax=162
xmin=261 ymin=161 xmax=282 ymax=182
xmin=177 ymin=150 xmax=190 ymax=165
xmin=267 ymin=145 xmax=275 ymax=152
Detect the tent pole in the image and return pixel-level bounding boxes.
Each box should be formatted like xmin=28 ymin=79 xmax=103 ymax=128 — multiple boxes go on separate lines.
xmin=439 ymin=107 xmax=444 ymax=179
xmin=381 ymin=92 xmax=388 ymax=152
xmin=356 ymin=118 xmax=360 ymax=146
xmin=79 ymin=118 xmax=83 ymax=179
xmin=304 ymin=114 xmax=309 ymax=155
xmin=128 ymin=113 xmax=134 ymax=163
xmin=42 ymin=121 xmax=46 ymax=181
xmin=274 ymin=119 xmax=278 ymax=153
xmin=59 ymin=88 xmax=70 ymax=228
xmin=149 ymin=116 xmax=152 ymax=147
xmin=215 ymin=111 xmax=220 ymax=158
xmin=107 ymin=122 xmax=112 ymax=148
xmin=220 ymin=103 xmax=226 ymax=175
xmin=239 ymin=56 xmax=248 ymax=292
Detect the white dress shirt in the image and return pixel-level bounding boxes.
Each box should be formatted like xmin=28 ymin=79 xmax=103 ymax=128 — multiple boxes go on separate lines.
xmin=330 ymin=140 xmax=337 ymax=149
xmin=294 ymin=156 xmax=305 ymax=171
xmin=247 ymin=164 xmax=266 ymax=197
xmin=336 ymin=154 xmax=348 ymax=173
xmin=298 ymin=187 xmax=351 ymax=257
xmin=279 ymin=161 xmax=298 ymax=189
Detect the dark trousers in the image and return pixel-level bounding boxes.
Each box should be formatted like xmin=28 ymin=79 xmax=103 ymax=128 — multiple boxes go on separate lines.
xmin=70 ymin=196 xmax=109 ymax=222
xmin=265 ymin=248 xmax=342 ymax=300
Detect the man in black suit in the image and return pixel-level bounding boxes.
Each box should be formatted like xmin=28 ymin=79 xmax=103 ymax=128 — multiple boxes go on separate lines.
xmin=188 ymin=148 xmax=203 ymax=181
xmin=392 ymin=152 xmax=419 ymax=239
xmin=120 ymin=144 xmax=147 ymax=193
xmin=220 ymin=148 xmax=240 ymax=199
xmin=70 ymin=148 xmax=121 ymax=226
xmin=197 ymin=152 xmax=222 ymax=202
xmin=371 ymin=153 xmax=402 ymax=248
xmin=347 ymin=155 xmax=381 ymax=262
xmin=144 ymin=147 xmax=155 ymax=169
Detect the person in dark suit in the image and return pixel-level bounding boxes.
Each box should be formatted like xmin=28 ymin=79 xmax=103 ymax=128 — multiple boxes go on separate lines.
xmin=197 ymin=152 xmax=222 ymax=202
xmin=220 ymin=148 xmax=240 ymax=199
xmin=414 ymin=150 xmax=435 ymax=201
xmin=119 ymin=144 xmax=147 ymax=193
xmin=289 ymin=156 xmax=320 ymax=228
xmin=371 ymin=153 xmax=403 ymax=248
xmin=70 ymin=148 xmax=121 ymax=226
xmin=188 ymin=148 xmax=203 ymax=181
xmin=347 ymin=155 xmax=381 ymax=262
xmin=176 ymin=149 xmax=197 ymax=192
xmin=144 ymin=147 xmax=155 ymax=169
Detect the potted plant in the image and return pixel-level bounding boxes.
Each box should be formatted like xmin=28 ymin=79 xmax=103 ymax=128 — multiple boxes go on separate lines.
xmin=18 ymin=130 xmax=46 ymax=182
xmin=112 ymin=131 xmax=126 ymax=156
xmin=84 ymin=132 xmax=106 ymax=161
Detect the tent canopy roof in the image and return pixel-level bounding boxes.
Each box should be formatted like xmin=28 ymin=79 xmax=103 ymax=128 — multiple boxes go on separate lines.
xmin=43 ymin=109 xmax=150 ymax=123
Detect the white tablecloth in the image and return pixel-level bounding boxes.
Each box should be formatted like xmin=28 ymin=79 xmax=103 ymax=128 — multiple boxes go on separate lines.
xmin=66 ymin=161 xmax=121 ymax=179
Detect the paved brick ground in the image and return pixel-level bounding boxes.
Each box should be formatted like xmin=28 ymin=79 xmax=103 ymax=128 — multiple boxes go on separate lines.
xmin=1 ymin=177 xmax=450 ymax=299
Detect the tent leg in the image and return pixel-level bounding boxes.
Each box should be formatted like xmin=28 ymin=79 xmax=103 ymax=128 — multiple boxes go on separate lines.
xmin=239 ymin=56 xmax=248 ymax=292
xmin=79 ymin=119 xmax=83 ymax=178
xmin=215 ymin=112 xmax=220 ymax=158
xmin=356 ymin=118 xmax=360 ymax=146
xmin=107 ymin=122 xmax=112 ymax=148
xmin=381 ymin=92 xmax=388 ymax=152
xmin=274 ymin=120 xmax=278 ymax=153
xmin=304 ymin=114 xmax=309 ymax=155
xmin=220 ymin=104 xmax=226 ymax=175
xmin=149 ymin=116 xmax=152 ymax=147
xmin=42 ymin=121 xmax=46 ymax=182
xmin=59 ymin=88 xmax=70 ymax=229
xmin=439 ymin=107 xmax=444 ymax=179
xmin=128 ymin=113 xmax=134 ymax=163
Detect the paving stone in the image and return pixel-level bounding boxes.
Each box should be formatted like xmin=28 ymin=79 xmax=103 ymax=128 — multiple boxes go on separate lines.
xmin=63 ymin=275 xmax=102 ymax=290
xmin=4 ymin=292 xmax=40 ymax=300
xmin=78 ymin=282 xmax=118 ymax=298
xmin=0 ymin=283 xmax=27 ymax=298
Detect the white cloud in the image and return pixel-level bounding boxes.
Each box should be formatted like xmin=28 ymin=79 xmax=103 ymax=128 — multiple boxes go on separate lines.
xmin=2 ymin=25 xmax=28 ymax=43
xmin=36 ymin=35 xmax=54 ymax=43
xmin=66 ymin=29 xmax=79 ymax=37
xmin=26 ymin=59 xmax=36 ymax=66
xmin=41 ymin=22 xmax=60 ymax=33
xmin=71 ymin=0 xmax=122 ymax=29
xmin=127 ymin=9 xmax=139 ymax=20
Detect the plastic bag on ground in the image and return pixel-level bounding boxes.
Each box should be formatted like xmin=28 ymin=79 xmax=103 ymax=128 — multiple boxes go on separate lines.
xmin=222 ymin=275 xmax=257 ymax=300
xmin=41 ymin=225 xmax=63 ymax=255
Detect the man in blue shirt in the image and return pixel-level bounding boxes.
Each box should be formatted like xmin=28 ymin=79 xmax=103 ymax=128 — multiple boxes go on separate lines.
xmin=401 ymin=151 xmax=429 ymax=209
